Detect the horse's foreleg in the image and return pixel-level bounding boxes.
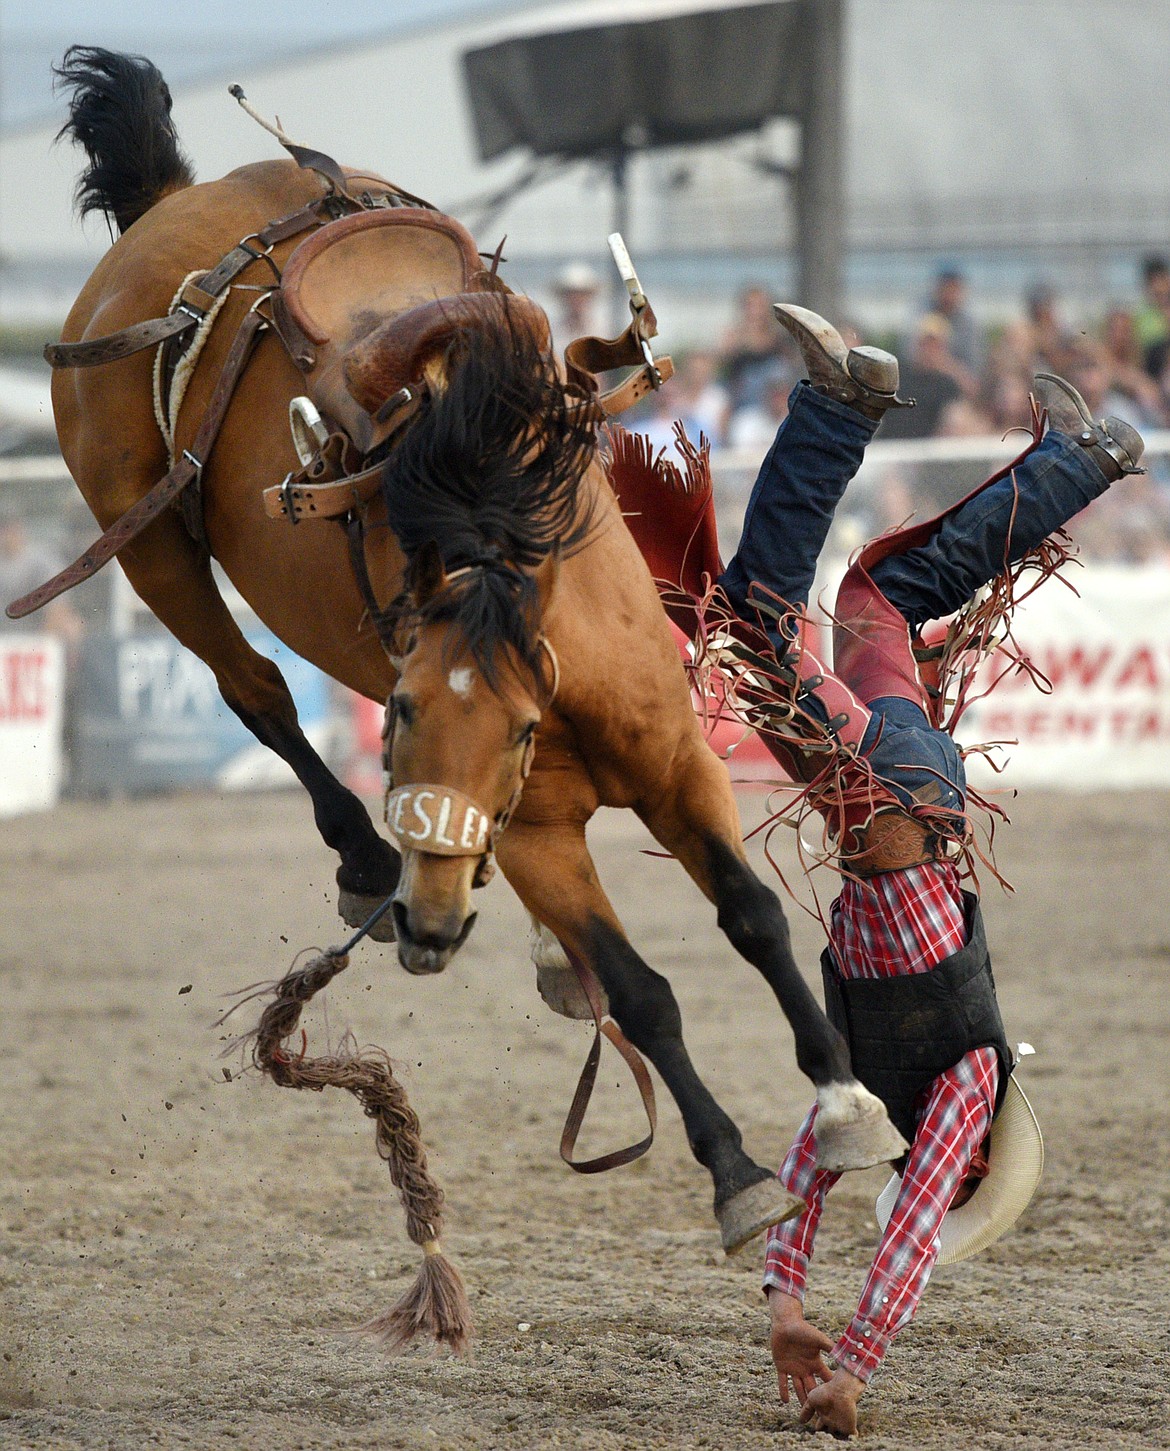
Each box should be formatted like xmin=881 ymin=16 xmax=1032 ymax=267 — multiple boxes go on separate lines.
xmin=226 ymin=693 xmax=400 ymax=925
xmin=498 ymin=818 xmax=803 ymax=1251
xmin=639 ymin=747 xmax=908 ymax=1171
xmin=115 ymin=513 xmax=399 ymax=927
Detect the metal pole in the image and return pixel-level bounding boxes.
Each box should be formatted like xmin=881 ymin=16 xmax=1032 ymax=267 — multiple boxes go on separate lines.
xmin=611 ymin=149 xmax=630 ymax=335
xmin=796 ymin=0 xmax=845 ymax=319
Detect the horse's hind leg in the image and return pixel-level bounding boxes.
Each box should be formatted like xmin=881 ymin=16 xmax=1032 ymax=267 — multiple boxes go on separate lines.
xmin=115 ymin=512 xmax=400 ymax=927
xmin=500 ymin=818 xmax=803 ymax=1252
xmin=640 ymin=744 xmax=909 ymax=1172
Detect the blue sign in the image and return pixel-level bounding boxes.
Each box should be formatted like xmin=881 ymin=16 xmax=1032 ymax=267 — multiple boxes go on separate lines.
xmin=71 ymin=629 xmax=336 ymax=794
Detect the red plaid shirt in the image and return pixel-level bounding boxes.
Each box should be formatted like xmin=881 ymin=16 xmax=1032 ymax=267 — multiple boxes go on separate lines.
xmin=830 ymin=860 xmax=969 ymax=978
xmin=763 ymin=861 xmax=1000 ymax=1382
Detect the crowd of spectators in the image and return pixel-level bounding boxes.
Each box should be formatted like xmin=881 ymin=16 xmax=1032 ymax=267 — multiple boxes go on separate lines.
xmin=591 ymin=258 xmax=1170 ymax=564
xmin=620 ymin=260 xmax=1170 ymax=447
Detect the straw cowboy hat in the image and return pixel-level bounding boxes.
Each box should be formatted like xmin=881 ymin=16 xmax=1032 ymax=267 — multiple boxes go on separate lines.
xmin=875 ymin=1075 xmax=1044 ymax=1266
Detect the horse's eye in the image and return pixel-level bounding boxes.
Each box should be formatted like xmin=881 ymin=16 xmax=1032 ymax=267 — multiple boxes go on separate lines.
xmin=516 ymin=721 xmax=538 ymax=748
xmin=392 ymin=695 xmax=416 ymax=729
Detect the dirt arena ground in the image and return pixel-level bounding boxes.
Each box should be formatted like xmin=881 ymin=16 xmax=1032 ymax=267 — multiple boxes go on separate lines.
xmin=2 ymin=785 xmax=1168 ymax=1449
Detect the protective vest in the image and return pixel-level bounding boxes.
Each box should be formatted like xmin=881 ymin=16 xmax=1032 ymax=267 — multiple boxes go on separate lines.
xmin=820 ymin=892 xmax=1013 ymax=1145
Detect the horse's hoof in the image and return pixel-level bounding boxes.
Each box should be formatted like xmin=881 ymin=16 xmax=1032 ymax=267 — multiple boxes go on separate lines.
xmin=717 ymin=1177 xmax=805 ymax=1255
xmin=536 ymin=961 xmax=603 ymax=1020
xmin=814 ymin=1082 xmax=909 ymax=1172
xmin=338 ymin=889 xmax=397 ymax=943
xmin=528 ymin=917 xmax=607 ymax=1020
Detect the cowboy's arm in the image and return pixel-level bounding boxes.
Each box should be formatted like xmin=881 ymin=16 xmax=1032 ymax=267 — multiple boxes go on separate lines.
xmin=762 ymin=1104 xmax=835 ymax=1301
xmin=829 ymin=1047 xmax=998 ymax=1382
xmin=763 ymin=1105 xmax=842 ymax=1403
xmin=794 ymin=1050 xmax=997 ymax=1437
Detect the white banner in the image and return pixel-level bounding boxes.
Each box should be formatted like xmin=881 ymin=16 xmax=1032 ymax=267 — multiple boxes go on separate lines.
xmin=960 ymin=566 xmax=1170 ymax=788
xmin=0 ymin=633 xmax=65 ymax=816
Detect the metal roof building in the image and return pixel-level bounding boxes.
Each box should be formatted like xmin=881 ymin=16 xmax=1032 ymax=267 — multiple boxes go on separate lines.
xmin=3 ymin=0 xmax=1168 ymax=334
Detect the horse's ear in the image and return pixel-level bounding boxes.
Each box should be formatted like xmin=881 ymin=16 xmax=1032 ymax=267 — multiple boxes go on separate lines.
xmin=411 ymin=540 xmax=446 ymax=607
xmin=533 ymin=545 xmax=561 ymax=614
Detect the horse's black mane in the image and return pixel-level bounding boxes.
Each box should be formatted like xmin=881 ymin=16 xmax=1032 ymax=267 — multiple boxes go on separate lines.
xmin=381 ymin=303 xmax=601 ymax=689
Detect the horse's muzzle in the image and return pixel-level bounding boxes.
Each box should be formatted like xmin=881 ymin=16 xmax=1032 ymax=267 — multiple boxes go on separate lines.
xmin=393 ymin=902 xmax=477 ymax=974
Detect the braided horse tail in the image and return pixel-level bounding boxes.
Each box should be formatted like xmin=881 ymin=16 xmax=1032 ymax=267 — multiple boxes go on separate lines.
xmin=243 ymin=946 xmax=471 ymax=1353
xmin=53 ymin=46 xmax=196 ymax=235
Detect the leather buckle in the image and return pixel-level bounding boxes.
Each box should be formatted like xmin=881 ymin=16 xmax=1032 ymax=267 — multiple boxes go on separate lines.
xmin=182 ymin=449 xmax=204 ymax=486
xmin=639 ymin=334 xmax=662 ymax=387
xmin=375 ymin=385 xmax=414 ymax=426
xmin=236 ymin=235 xmax=282 ymax=284
xmin=239 ymin=231 xmax=276 ymax=257
xmin=279 ymin=471 xmax=299 ymax=524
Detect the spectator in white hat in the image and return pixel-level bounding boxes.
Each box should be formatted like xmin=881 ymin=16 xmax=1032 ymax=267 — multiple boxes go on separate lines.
xmin=550 ymin=261 xmax=602 ymax=350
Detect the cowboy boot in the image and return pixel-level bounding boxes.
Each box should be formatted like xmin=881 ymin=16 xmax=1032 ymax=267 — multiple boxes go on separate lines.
xmin=773 ymin=303 xmax=914 ymax=420
xmin=1033 ymin=372 xmax=1144 ymax=481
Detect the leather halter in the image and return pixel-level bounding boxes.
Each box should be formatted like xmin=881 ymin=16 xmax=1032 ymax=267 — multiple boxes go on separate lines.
xmin=384 ymin=782 xmax=495 ymax=856
xmin=381 ymin=615 xmax=558 ymax=889
xmin=380 ymin=605 xmax=655 ymax=1172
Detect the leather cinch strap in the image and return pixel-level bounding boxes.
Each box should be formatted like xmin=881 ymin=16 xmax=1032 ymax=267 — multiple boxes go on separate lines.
xmin=43 ymin=202 xmax=327 ymax=370
xmin=263 ymin=461 xmax=384 ymax=523
xmin=559 ymin=955 xmax=657 ymax=1174
xmin=7 ymin=307 xmax=266 ymax=620
xmin=44 ymin=310 xmax=203 ymax=370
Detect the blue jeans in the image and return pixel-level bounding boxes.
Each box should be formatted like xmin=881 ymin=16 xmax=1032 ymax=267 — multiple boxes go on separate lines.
xmin=719 ymin=382 xmax=876 ymax=625
xmin=869 ymin=428 xmax=1109 ymax=636
xmin=718 ymin=383 xmax=1112 ymax=812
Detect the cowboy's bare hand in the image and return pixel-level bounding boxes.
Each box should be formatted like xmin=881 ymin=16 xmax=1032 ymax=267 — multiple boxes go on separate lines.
xmin=767 ymin=1289 xmax=833 ymax=1406
xmin=799 ymin=1368 xmax=865 ymax=1438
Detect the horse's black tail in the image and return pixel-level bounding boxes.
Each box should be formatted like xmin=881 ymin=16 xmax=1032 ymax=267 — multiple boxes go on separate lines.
xmin=53 ymin=46 xmax=195 ymax=235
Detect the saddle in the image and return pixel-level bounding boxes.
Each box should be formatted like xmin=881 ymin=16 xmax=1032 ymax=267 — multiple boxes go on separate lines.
xmin=262 ymin=210 xmax=671 ymax=527
xmin=272 ymin=207 xmax=543 ymax=460
xmin=12 ymin=170 xmax=670 ymax=615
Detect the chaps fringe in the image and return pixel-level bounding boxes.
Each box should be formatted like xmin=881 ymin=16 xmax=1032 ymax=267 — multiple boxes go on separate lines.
xmin=679 ymin=498 xmax=1079 ymax=918
xmin=230 ymin=946 xmax=472 ymax=1355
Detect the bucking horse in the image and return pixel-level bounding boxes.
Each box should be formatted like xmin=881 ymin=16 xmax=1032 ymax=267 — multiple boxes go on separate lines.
xmin=12 ymin=47 xmax=905 ymax=1349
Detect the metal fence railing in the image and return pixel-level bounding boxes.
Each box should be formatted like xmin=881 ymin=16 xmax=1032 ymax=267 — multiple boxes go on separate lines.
xmin=3 ymin=429 xmax=1170 ymax=638
xmin=708 ymin=431 xmax=1170 ymax=573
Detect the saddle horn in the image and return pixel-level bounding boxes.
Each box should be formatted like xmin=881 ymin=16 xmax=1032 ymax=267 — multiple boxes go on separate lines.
xmin=344 ymin=294 xmax=552 ymax=418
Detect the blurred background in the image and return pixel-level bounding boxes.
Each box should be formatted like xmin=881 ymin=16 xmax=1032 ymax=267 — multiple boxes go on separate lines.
xmin=2 ymin=0 xmax=1169 ymax=814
